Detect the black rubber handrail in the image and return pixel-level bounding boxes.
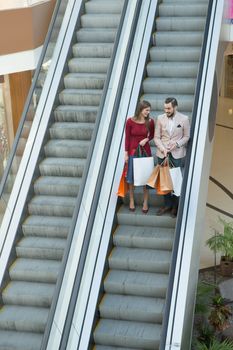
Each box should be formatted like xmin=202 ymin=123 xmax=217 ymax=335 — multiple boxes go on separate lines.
xmin=56 ymin=1 xmax=145 ymax=349
xmin=159 ymin=0 xmax=216 ymax=348
xmin=0 ymin=0 xmax=65 ymax=202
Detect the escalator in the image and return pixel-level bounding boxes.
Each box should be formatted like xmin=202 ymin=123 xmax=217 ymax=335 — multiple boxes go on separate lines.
xmin=0 ymin=1 xmax=125 ymax=349
xmin=92 ymin=1 xmax=209 ymax=349
xmin=0 ymin=0 xmax=224 ymax=348
xmin=57 ymin=0 xmax=224 ymax=349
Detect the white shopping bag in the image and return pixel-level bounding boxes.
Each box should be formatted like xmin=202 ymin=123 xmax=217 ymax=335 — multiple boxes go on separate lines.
xmin=169 ymin=167 xmax=183 ymax=196
xmin=133 ymin=157 xmax=154 ymax=186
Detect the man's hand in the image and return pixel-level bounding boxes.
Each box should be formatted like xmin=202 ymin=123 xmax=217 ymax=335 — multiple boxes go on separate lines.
xmin=168 ymin=141 xmax=177 ymax=151
xmin=162 ymin=148 xmax=168 ymax=157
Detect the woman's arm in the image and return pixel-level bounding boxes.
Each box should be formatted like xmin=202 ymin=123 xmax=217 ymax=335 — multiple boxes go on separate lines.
xmin=125 ymin=118 xmax=131 ymax=162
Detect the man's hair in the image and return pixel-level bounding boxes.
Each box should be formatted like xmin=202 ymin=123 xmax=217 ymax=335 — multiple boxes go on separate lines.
xmin=165 ymin=97 xmax=178 ymax=107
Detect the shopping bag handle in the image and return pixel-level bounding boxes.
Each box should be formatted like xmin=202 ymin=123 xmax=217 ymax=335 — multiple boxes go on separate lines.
xmin=135 ymin=144 xmax=148 ymax=157
xmin=160 ymin=156 xmax=175 ymax=168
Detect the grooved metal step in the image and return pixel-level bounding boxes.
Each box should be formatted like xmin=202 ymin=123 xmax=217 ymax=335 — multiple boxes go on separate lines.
xmin=2 ymin=281 xmax=55 ymax=307
xmin=104 ymin=270 xmax=169 ymax=298
xmin=149 ymin=46 xmax=201 ymax=62
xmin=0 ymin=305 xmax=48 ymax=333
xmin=0 ymin=331 xmax=42 ymax=350
xmin=22 ymin=215 xmax=72 ymax=238
xmin=72 ymin=43 xmax=113 ymax=58
xmin=34 ymin=176 xmax=81 ymax=196
xmin=94 ymin=319 xmax=161 ymax=350
xmin=99 ymin=294 xmax=165 ymax=323
xmin=16 ymin=237 xmax=66 ymax=260
xmin=109 ymin=247 xmax=171 ymax=274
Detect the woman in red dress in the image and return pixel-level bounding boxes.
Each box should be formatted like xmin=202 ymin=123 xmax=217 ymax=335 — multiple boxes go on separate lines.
xmin=125 ymin=100 xmax=155 ymax=213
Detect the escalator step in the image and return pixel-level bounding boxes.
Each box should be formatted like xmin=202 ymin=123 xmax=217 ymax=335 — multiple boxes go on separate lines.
xmin=0 ymin=305 xmax=48 ymax=333
xmin=16 ymin=236 xmax=66 ymax=260
xmin=44 ymin=139 xmax=91 ymax=158
xmin=9 ymin=258 xmax=60 ymax=283
xmin=72 ymin=43 xmax=113 ymax=58
xmin=22 ymin=215 xmax=72 ymax=238
xmin=113 ymin=225 xmax=174 ymax=250
xmin=99 ymin=294 xmax=164 ymax=323
xmin=39 ymin=157 xmax=86 ymax=177
xmin=104 ymin=270 xmax=168 ymax=298
xmin=156 ymin=17 xmax=206 ymax=31
xmin=149 ymin=46 xmax=201 ymax=62
xmin=34 ymin=176 xmax=81 ymax=197
xmin=109 ymin=247 xmax=171 ymax=274
xmin=54 ymin=105 xmax=98 ymax=122
xmin=0 ymin=330 xmax=42 ymax=350
xmin=28 ymin=195 xmax=76 ymax=217
xmin=154 ymin=31 xmax=204 ymax=46
xmin=94 ymin=319 xmax=161 ymax=350
xmin=2 ymin=281 xmax=55 ymax=307
xmin=117 ymin=206 xmax=175 ymax=229
xmin=159 ymin=3 xmax=208 ymax=17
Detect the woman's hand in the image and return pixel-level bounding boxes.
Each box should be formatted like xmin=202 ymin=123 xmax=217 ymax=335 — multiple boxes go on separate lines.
xmin=124 ymin=152 xmax=129 ymax=163
xmin=139 ymin=138 xmax=149 ymax=147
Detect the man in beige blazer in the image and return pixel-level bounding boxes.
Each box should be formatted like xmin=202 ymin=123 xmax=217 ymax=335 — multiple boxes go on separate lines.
xmin=154 ymin=97 xmax=190 ymax=217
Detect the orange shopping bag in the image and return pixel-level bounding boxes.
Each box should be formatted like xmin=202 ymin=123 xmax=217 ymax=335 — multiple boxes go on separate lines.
xmin=159 ymin=161 xmax=173 ymax=192
xmin=146 ymin=164 xmax=160 ymax=188
xmin=117 ymin=164 xmax=129 ymax=197
xmin=154 ymin=158 xmax=173 ymax=195
xmin=156 ymin=176 xmax=171 ymax=195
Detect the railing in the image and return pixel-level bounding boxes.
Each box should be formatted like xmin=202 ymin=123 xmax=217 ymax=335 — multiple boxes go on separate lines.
xmin=0 ymin=0 xmax=68 ymax=226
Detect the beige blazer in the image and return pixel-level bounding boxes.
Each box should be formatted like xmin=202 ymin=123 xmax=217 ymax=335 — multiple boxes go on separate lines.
xmin=154 ymin=112 xmax=190 ymax=159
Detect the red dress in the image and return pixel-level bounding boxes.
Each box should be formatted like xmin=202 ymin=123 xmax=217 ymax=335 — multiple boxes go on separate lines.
xmin=125 ymin=117 xmax=155 ymax=156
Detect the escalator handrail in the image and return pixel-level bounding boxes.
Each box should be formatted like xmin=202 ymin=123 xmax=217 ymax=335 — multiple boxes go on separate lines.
xmin=0 ymin=0 xmax=85 ymax=286
xmin=159 ymin=0 xmax=223 ymax=348
xmin=0 ymin=0 xmax=65 ymax=198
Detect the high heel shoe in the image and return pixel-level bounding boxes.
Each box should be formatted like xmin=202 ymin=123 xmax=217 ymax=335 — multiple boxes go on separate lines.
xmin=142 ymin=202 xmax=149 ymax=214
xmin=129 ymin=207 xmax=135 ymax=212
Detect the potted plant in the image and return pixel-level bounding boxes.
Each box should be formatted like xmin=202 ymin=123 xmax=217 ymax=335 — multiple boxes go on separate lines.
xmin=196 ymin=339 xmax=233 ymax=350
xmin=208 ymin=295 xmax=232 ymax=332
xmin=206 ymin=218 xmax=233 ymax=276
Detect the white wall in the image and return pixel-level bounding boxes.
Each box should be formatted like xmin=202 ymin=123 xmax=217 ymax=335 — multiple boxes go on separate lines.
xmin=200 ymin=96 xmax=233 ymax=268
xmin=0 ymin=46 xmax=42 ymax=75
xmin=0 ymin=0 xmax=50 ymax=10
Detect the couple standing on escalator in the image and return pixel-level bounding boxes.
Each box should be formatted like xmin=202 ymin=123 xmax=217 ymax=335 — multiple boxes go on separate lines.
xmin=124 ymin=97 xmax=190 ymax=218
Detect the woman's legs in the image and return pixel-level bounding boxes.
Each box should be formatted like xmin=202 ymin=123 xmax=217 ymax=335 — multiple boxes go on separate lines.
xmin=129 ymin=184 xmax=135 ymax=210
xmin=142 ymin=185 xmax=149 ymax=211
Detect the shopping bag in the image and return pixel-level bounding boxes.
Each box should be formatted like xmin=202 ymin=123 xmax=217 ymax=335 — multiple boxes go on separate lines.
xmin=156 ymin=175 xmax=172 ymax=195
xmin=117 ymin=164 xmax=129 ymax=197
xmin=159 ymin=161 xmax=173 ymax=192
xmin=169 ymin=167 xmax=183 ymax=197
xmin=133 ymin=145 xmax=154 ymax=186
xmin=147 ymin=165 xmax=160 ymax=188
xmin=133 ymin=156 xmax=154 ymax=186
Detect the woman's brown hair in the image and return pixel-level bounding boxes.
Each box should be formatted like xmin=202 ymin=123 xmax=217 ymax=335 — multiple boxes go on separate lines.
xmin=134 ymin=100 xmax=151 ymax=132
